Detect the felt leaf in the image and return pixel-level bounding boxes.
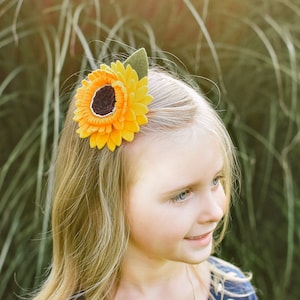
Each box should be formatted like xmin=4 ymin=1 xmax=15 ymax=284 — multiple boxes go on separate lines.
xmin=124 ymin=48 xmax=148 ymax=80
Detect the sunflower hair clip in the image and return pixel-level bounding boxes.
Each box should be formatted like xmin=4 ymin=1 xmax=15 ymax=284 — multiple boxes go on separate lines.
xmin=73 ymin=48 xmax=153 ymax=151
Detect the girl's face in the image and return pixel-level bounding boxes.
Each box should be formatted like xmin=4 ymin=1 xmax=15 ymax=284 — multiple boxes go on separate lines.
xmin=125 ymin=128 xmax=227 ymax=265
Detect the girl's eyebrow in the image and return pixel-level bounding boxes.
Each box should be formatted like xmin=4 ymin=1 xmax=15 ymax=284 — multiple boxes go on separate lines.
xmin=160 ymin=184 xmax=194 ymax=196
xmin=160 ymin=165 xmax=224 ymax=197
xmin=215 ymin=167 xmax=224 ymax=175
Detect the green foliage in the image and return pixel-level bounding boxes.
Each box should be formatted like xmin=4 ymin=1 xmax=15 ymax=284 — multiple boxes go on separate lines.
xmin=1 ymin=0 xmax=299 ymax=298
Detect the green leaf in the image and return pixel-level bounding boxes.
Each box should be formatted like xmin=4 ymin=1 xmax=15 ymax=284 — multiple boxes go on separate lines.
xmin=124 ymin=48 xmax=149 ymax=79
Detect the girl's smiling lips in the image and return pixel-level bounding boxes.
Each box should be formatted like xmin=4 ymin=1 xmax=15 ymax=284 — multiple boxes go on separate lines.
xmin=184 ymin=231 xmax=214 ymax=246
xmin=184 ymin=231 xmax=212 ymax=240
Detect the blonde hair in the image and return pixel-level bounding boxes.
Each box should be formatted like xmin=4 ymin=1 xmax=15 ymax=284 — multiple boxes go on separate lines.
xmin=33 ymin=69 xmax=238 ymax=300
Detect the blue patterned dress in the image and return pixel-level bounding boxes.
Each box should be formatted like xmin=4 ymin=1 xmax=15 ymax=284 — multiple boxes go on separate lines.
xmin=209 ymin=256 xmax=258 ymax=299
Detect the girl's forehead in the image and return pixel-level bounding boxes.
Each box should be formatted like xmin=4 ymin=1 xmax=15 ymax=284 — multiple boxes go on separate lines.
xmin=123 ymin=133 xmax=225 ymax=204
xmin=124 ymin=125 xmax=223 ymax=182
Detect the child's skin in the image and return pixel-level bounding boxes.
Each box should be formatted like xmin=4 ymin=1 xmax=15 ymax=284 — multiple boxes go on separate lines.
xmin=115 ymin=125 xmax=226 ymax=299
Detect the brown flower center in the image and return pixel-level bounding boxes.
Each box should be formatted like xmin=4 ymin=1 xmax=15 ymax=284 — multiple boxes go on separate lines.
xmin=91 ymin=85 xmax=116 ymax=117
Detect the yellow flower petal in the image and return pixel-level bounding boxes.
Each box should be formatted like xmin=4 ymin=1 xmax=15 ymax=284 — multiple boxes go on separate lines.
xmin=107 ymin=139 xmax=117 ymax=151
xmin=131 ymin=103 xmax=148 ymax=115
xmin=125 ymin=121 xmax=139 ymax=132
xmin=136 ymin=114 xmax=148 ymax=125
xmin=77 ymin=128 xmax=90 ymax=138
xmin=121 ymin=130 xmax=134 ymax=142
xmin=95 ymin=134 xmax=109 ymax=150
xmin=110 ymin=129 xmax=122 ymax=146
xmin=125 ymin=108 xmax=137 ymax=121
xmin=105 ymin=124 xmax=112 ymax=134
xmin=135 ymin=86 xmax=148 ymax=101
xmin=89 ymin=133 xmax=97 ymax=148
xmin=113 ymin=120 xmax=124 ymax=130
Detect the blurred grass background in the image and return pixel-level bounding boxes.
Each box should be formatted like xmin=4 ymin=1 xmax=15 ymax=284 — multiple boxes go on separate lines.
xmin=1 ymin=0 xmax=299 ymax=298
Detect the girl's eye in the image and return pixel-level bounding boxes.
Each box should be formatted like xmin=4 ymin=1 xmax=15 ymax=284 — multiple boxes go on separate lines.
xmin=171 ymin=190 xmax=190 ymax=202
xmin=211 ymin=176 xmax=223 ymax=187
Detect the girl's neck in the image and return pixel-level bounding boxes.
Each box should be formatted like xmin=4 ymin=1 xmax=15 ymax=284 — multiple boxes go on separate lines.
xmin=114 ymin=252 xmax=210 ymax=300
xmin=121 ymin=249 xmax=185 ymax=282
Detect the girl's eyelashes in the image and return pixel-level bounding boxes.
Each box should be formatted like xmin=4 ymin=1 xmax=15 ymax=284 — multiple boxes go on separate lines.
xmin=211 ymin=175 xmax=224 ymax=188
xmin=170 ymin=175 xmax=224 ymax=203
xmin=171 ymin=189 xmax=191 ymax=203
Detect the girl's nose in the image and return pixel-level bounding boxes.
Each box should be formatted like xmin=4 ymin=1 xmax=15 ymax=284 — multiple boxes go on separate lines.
xmin=196 ymin=188 xmax=226 ymax=224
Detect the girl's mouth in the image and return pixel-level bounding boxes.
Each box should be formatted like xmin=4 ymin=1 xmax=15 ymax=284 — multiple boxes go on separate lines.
xmin=184 ymin=231 xmax=213 ymax=246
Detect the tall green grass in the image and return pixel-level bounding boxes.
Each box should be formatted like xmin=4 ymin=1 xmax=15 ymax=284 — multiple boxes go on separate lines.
xmin=1 ymin=0 xmax=299 ymax=298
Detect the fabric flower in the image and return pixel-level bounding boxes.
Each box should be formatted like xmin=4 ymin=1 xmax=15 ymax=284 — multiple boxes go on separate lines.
xmin=73 ymin=60 xmax=153 ymax=151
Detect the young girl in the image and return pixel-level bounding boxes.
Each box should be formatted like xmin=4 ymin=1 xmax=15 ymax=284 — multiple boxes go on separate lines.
xmin=33 ymin=49 xmax=258 ymax=299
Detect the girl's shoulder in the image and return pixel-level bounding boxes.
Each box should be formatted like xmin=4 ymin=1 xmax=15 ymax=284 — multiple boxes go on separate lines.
xmin=208 ymin=256 xmax=258 ymax=300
